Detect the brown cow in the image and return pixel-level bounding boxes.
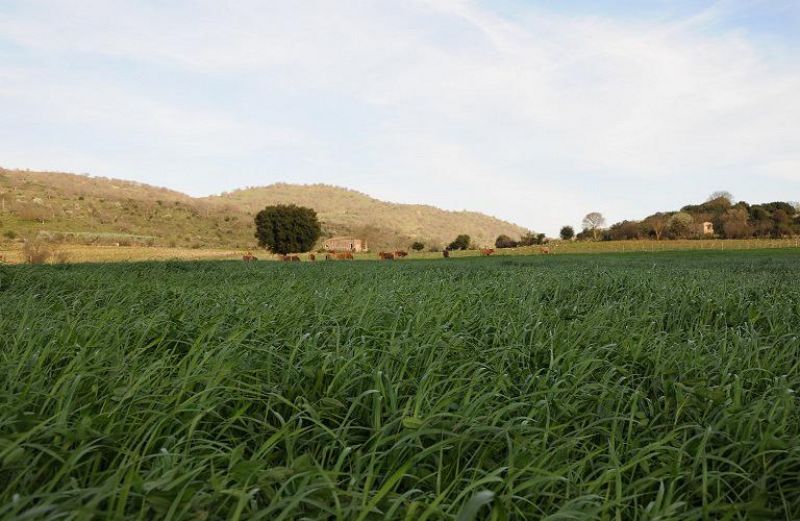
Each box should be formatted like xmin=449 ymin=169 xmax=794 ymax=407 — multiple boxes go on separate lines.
xmin=379 ymin=251 xmax=394 ymax=260
xmin=540 ymin=247 xmax=550 ymax=255
xmin=242 ymin=251 xmax=257 ymax=262
xmin=443 ymin=250 xmax=450 ymax=258
xmin=394 ymin=250 xmax=408 ymax=258
xmin=479 ymin=248 xmax=494 ymax=256
xmin=335 ymin=252 xmax=354 ymax=260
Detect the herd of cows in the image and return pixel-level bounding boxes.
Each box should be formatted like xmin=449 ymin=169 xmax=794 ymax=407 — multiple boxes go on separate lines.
xmin=241 ymin=246 xmax=551 ymax=262
xmin=241 ymin=248 xmax=503 ymax=262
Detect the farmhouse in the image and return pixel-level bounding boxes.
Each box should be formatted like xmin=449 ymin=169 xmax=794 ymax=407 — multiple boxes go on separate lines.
xmin=702 ymin=222 xmax=714 ymax=235
xmin=323 ymin=236 xmax=368 ymax=252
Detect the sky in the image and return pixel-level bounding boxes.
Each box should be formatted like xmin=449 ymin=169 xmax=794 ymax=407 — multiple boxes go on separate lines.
xmin=1 ymin=0 xmax=799 ymax=235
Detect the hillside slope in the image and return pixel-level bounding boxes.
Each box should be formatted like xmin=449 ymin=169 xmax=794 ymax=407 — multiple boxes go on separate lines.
xmin=204 ymin=183 xmax=528 ymax=248
xmin=0 ymin=169 xmax=253 ymax=248
xmin=0 ymin=169 xmax=528 ymax=249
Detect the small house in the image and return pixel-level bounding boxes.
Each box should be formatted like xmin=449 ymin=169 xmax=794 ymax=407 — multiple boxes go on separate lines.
xmin=323 ymin=236 xmax=368 ymax=252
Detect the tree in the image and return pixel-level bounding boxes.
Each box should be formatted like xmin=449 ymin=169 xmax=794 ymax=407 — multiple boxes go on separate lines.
xmin=582 ymin=212 xmax=606 ymax=240
xmin=518 ymin=232 xmax=538 ymax=246
xmin=411 ymin=241 xmax=425 ymax=252
xmin=771 ymin=209 xmax=793 ymax=238
xmin=559 ymin=226 xmax=574 ymax=240
xmin=644 ymin=213 xmax=669 ymax=241
xmin=447 ymin=234 xmax=470 ymax=251
xmin=254 ymin=204 xmax=321 ymax=254
xmin=609 ymin=220 xmax=644 ymax=240
xmin=720 ymin=208 xmax=751 ymax=239
xmin=668 ymin=212 xmax=695 ymax=238
xmin=707 ymin=191 xmax=734 ymax=204
xmin=536 ymin=233 xmax=547 ymax=244
xmin=495 ymin=234 xmax=517 ymax=249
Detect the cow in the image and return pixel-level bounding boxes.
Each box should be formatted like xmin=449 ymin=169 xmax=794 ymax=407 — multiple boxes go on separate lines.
xmin=336 ymin=252 xmax=354 ymax=260
xmin=443 ymin=250 xmax=450 ymax=258
xmin=379 ymin=251 xmax=395 ymax=260
xmin=479 ymin=248 xmax=494 ymax=256
xmin=242 ymin=251 xmax=258 ymax=262
xmin=394 ymin=250 xmax=408 ymax=258
xmin=540 ymin=247 xmax=550 ymax=255
xmin=309 ymin=253 xmax=316 ymax=261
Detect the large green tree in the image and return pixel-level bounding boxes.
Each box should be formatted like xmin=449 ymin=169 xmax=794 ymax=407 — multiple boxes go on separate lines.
xmin=254 ymin=204 xmax=321 ymax=254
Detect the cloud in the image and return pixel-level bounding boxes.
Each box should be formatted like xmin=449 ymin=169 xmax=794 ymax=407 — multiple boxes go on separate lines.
xmin=0 ymin=0 xmax=798 ymax=234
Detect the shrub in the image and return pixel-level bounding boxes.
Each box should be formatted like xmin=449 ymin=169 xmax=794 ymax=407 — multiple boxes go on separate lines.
xmin=518 ymin=232 xmax=539 ymax=246
xmin=559 ymin=226 xmax=575 ymax=241
xmin=447 ymin=234 xmax=470 ymax=251
xmin=411 ymin=241 xmax=425 ymax=252
xmin=22 ymin=240 xmax=51 ymax=264
xmin=495 ymin=235 xmax=517 ymax=249
xmin=3 ymin=230 xmax=17 ymax=240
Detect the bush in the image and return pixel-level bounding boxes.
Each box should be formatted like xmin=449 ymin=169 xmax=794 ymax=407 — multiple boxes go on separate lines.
xmin=3 ymin=230 xmax=17 ymax=240
xmin=411 ymin=241 xmax=425 ymax=252
xmin=22 ymin=240 xmax=51 ymax=264
xmin=518 ymin=232 xmax=539 ymax=246
xmin=495 ymin=235 xmax=517 ymax=249
xmin=559 ymin=226 xmax=575 ymax=241
xmin=447 ymin=234 xmax=470 ymax=251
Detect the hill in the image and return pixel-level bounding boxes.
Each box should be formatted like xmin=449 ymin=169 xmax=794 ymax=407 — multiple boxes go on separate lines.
xmin=0 ymin=169 xmax=528 ymax=249
xmin=204 ymin=183 xmax=528 ymax=249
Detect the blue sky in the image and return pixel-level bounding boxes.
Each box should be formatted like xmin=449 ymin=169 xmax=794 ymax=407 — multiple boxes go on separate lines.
xmin=1 ymin=0 xmax=798 ymax=235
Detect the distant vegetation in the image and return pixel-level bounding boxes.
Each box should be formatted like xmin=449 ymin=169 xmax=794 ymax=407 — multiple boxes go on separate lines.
xmin=570 ymin=193 xmax=800 ymax=242
xmin=0 ymin=169 xmax=526 ymax=250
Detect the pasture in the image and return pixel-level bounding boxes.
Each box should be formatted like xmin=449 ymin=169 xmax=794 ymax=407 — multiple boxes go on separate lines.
xmin=1 ymin=250 xmax=799 ymax=519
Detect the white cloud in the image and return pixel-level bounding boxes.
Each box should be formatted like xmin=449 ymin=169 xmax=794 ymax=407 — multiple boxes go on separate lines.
xmin=1 ymin=0 xmax=798 ymax=234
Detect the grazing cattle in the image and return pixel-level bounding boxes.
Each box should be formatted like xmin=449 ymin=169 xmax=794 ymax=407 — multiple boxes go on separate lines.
xmin=541 ymin=247 xmax=550 ymax=255
xmin=309 ymin=253 xmax=316 ymax=261
xmin=335 ymin=252 xmax=354 ymax=260
xmin=479 ymin=248 xmax=494 ymax=256
xmin=242 ymin=251 xmax=258 ymax=262
xmin=443 ymin=250 xmax=450 ymax=258
xmin=279 ymin=254 xmax=300 ymax=262
xmin=378 ymin=251 xmax=394 ymax=260
xmin=394 ymin=250 xmax=408 ymax=258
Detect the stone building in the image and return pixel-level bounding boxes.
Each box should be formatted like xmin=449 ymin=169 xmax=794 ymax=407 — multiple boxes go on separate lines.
xmin=323 ymin=237 xmax=368 ymax=252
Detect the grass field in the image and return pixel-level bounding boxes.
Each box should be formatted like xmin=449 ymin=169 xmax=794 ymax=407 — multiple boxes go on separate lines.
xmin=1 ymin=251 xmax=799 ymax=519
xmin=1 ymin=238 xmax=799 ymax=265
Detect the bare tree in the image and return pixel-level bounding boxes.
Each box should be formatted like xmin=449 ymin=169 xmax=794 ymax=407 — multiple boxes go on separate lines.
xmin=645 ymin=213 xmax=669 ymax=241
xmin=707 ymin=191 xmax=734 ymax=204
xmin=582 ymin=212 xmax=606 ymax=240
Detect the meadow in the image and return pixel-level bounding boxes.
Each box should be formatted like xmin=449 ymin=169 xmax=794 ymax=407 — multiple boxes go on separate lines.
xmin=1 ymin=250 xmax=799 ymax=520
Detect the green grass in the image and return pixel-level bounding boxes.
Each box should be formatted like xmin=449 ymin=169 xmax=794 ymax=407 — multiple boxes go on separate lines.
xmin=1 ymin=250 xmax=799 ymax=520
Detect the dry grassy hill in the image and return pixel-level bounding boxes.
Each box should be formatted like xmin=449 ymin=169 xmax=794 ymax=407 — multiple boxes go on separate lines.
xmin=204 ymin=183 xmax=528 ymax=249
xmin=0 ymin=169 xmax=529 ymax=250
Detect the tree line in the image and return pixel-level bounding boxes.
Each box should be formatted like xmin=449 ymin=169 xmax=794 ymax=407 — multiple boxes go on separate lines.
xmin=566 ymin=192 xmax=799 ymax=242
